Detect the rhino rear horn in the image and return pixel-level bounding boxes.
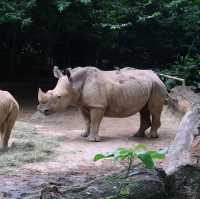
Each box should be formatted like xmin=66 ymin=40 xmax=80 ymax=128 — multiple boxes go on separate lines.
xmin=53 ymin=66 xmax=63 ymax=79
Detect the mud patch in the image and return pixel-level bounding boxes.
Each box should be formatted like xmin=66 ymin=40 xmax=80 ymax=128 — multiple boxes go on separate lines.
xmin=0 ymin=121 xmax=62 ymax=170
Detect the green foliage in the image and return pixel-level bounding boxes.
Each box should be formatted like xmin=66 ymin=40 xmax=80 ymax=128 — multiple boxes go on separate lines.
xmin=56 ymin=1 xmax=71 ymax=12
xmin=55 ymin=0 xmax=91 ymax=13
xmin=94 ymin=144 xmax=165 ymax=177
xmin=0 ymin=0 xmax=36 ymax=25
xmin=160 ymin=55 xmax=200 ymax=91
xmin=1 ymin=0 xmax=200 ymax=75
xmin=80 ymin=0 xmax=92 ymax=4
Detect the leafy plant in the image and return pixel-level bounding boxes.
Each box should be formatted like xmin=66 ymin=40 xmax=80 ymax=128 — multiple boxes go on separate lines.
xmin=94 ymin=144 xmax=165 ymax=177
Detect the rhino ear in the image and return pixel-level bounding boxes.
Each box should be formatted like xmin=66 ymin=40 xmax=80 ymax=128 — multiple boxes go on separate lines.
xmin=38 ymin=88 xmax=46 ymax=102
xmin=53 ymin=66 xmax=63 ymax=79
xmin=64 ymin=68 xmax=72 ymax=81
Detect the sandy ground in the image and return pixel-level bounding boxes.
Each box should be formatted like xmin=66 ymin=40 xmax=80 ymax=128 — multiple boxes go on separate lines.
xmin=0 ymin=105 xmax=180 ymax=199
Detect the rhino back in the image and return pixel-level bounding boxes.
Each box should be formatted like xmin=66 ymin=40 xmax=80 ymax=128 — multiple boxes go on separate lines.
xmin=71 ymin=67 xmax=167 ymax=117
xmin=104 ymin=70 xmax=155 ymax=117
xmin=79 ymin=69 xmax=154 ymax=117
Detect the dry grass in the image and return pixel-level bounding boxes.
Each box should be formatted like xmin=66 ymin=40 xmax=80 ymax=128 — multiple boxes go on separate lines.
xmin=0 ymin=121 xmax=62 ymax=169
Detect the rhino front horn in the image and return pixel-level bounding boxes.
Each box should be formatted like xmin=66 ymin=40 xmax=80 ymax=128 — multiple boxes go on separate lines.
xmin=38 ymin=88 xmax=46 ymax=102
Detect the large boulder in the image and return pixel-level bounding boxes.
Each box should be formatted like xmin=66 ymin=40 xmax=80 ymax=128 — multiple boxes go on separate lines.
xmin=40 ymin=167 xmax=167 ymax=199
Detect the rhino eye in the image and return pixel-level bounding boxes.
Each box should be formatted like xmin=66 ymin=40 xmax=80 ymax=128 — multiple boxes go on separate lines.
xmin=57 ymin=95 xmax=61 ymax=99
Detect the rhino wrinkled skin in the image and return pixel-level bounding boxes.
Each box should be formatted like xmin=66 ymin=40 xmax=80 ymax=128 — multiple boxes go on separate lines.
xmin=0 ymin=90 xmax=19 ymax=151
xmin=38 ymin=66 xmax=167 ymax=141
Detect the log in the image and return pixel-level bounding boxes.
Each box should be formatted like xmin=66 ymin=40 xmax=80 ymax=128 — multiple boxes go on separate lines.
xmin=164 ymin=105 xmax=200 ymax=174
xmin=163 ymin=87 xmax=200 ymax=198
xmin=165 ymin=86 xmax=200 ymax=174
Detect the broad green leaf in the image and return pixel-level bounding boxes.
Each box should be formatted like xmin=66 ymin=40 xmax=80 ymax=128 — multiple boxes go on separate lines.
xmin=113 ymin=148 xmax=128 ymax=161
xmin=134 ymin=144 xmax=147 ymax=151
xmin=147 ymin=151 xmax=165 ymax=160
xmin=93 ymin=153 xmax=114 ymax=161
xmin=115 ymin=148 xmax=135 ymax=161
xmin=137 ymin=152 xmax=155 ymax=169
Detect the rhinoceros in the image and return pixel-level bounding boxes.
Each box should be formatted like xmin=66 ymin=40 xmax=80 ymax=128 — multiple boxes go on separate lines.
xmin=0 ymin=90 xmax=19 ymax=151
xmin=37 ymin=66 xmax=167 ymax=141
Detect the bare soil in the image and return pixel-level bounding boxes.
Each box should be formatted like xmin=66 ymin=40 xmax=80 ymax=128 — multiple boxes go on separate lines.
xmin=0 ymin=105 xmax=180 ymax=199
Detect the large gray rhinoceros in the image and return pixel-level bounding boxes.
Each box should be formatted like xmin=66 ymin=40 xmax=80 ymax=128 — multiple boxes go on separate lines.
xmin=37 ymin=66 xmax=168 ymax=141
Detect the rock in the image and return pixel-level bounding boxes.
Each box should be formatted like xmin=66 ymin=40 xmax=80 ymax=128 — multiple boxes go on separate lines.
xmin=40 ymin=167 xmax=167 ymax=199
xmin=40 ymin=185 xmax=64 ymax=199
xmin=167 ymin=166 xmax=200 ymax=199
xmin=168 ymin=86 xmax=200 ymax=116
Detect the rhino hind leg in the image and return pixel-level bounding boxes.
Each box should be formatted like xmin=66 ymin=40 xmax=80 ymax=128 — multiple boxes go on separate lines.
xmin=80 ymin=108 xmax=90 ymax=137
xmin=148 ymin=114 xmax=161 ymax=138
xmin=0 ymin=109 xmax=18 ymax=151
xmin=87 ymin=109 xmax=104 ymax=142
xmin=134 ymin=106 xmax=151 ymax=137
xmin=0 ymin=123 xmax=8 ymax=152
xmin=148 ymin=98 xmax=164 ymax=138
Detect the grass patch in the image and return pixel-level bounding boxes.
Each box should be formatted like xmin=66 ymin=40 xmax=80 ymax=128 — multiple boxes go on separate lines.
xmin=0 ymin=121 xmax=61 ymax=169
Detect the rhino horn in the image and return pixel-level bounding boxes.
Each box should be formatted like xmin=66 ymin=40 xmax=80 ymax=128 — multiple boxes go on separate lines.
xmin=38 ymin=88 xmax=47 ymax=102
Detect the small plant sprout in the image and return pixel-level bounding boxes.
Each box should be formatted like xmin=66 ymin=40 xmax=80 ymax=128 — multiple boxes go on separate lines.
xmin=94 ymin=144 xmax=165 ymax=177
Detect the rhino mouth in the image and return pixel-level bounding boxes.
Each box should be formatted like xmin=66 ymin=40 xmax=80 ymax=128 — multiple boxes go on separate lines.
xmin=37 ymin=106 xmax=52 ymax=115
xmin=43 ymin=109 xmax=51 ymax=115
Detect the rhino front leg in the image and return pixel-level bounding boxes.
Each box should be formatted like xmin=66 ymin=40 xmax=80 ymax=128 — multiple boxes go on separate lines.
xmin=80 ymin=108 xmax=90 ymax=137
xmin=87 ymin=109 xmax=104 ymax=142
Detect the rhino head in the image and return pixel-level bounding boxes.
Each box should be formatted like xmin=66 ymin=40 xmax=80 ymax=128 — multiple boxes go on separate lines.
xmin=37 ymin=66 xmax=74 ymax=115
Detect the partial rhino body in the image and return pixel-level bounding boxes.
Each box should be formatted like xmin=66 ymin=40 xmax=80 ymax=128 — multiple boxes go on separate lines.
xmin=38 ymin=66 xmax=167 ymax=141
xmin=0 ymin=90 xmax=19 ymax=151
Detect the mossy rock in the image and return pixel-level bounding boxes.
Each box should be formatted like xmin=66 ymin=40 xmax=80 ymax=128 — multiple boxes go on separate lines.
xmin=40 ymin=167 xmax=167 ymax=199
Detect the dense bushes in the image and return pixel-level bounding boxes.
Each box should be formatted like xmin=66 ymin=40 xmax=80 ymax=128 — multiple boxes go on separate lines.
xmin=158 ymin=55 xmax=200 ymax=91
xmin=0 ymin=0 xmax=199 ymax=87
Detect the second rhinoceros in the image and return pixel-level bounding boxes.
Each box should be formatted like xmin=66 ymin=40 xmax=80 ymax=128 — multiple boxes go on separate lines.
xmin=37 ymin=66 xmax=167 ymax=141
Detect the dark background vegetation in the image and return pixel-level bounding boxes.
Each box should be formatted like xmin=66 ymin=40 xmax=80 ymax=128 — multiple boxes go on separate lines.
xmin=0 ymin=0 xmax=200 ymax=100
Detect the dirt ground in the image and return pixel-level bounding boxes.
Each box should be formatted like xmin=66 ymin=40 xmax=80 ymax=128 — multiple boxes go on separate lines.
xmin=0 ymin=104 xmax=180 ymax=199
